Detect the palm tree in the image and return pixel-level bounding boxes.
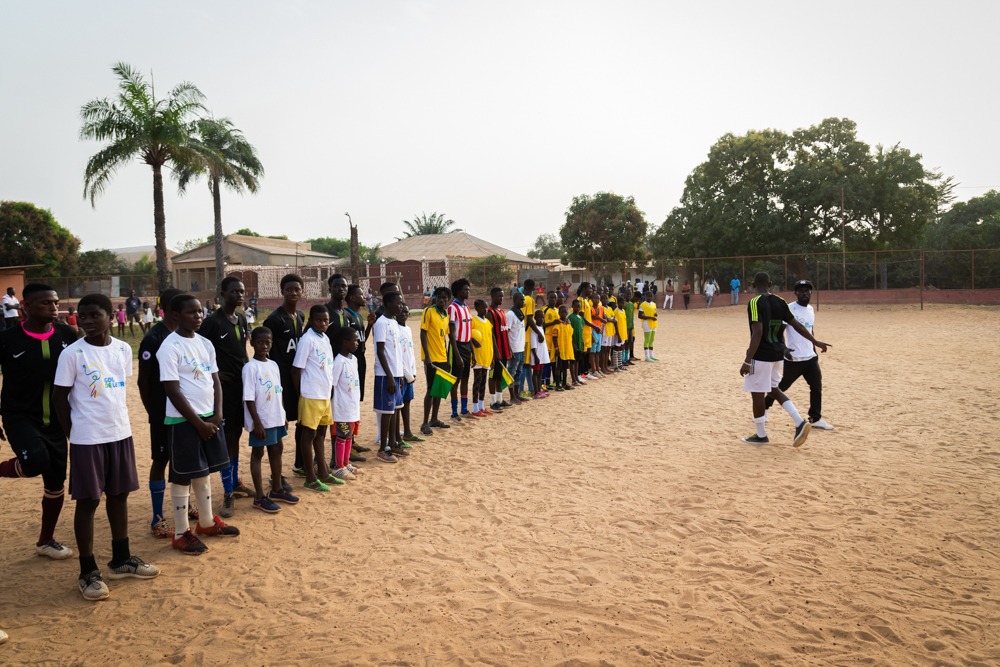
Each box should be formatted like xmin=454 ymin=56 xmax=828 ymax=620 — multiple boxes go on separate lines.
xmin=400 ymin=212 xmax=461 ymax=238
xmin=175 ymin=118 xmax=264 ymax=291
xmin=81 ymin=62 xmax=209 ymax=291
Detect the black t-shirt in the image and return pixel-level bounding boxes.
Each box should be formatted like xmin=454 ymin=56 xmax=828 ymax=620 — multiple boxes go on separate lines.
xmin=262 ymin=308 xmax=304 ymax=369
xmin=125 ymin=296 xmax=141 ymax=315
xmin=138 ymin=321 xmax=172 ymax=424
xmin=747 ymin=293 xmax=794 ymax=362
xmin=197 ymin=309 xmax=248 ymax=383
xmin=0 ymin=322 xmax=78 ymax=428
xmin=344 ymin=307 xmax=366 ymax=357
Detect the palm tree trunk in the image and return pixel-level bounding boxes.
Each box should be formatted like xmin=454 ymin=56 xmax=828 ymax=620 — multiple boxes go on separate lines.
xmin=152 ymin=163 xmax=169 ymax=292
xmin=212 ymin=176 xmax=224 ymax=292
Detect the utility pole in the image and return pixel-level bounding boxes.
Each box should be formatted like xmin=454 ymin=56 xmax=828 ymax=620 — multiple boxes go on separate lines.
xmin=841 ymin=187 xmax=847 ymax=291
xmin=346 ymin=212 xmax=361 ymax=284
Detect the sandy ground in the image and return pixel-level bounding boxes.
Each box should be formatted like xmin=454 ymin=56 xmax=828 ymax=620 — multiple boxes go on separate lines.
xmin=0 ymin=304 xmax=998 ymax=666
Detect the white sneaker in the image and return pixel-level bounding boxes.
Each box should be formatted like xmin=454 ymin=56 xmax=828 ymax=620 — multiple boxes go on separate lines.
xmin=0 ymin=627 xmax=7 ymax=644
xmin=811 ymin=419 xmax=834 ymax=430
xmin=346 ymin=464 xmax=364 ymax=475
xmin=332 ymin=467 xmax=355 ymax=481
xmin=36 ymin=539 xmax=73 ymax=560
xmin=107 ymin=555 xmax=161 ymax=580
xmin=78 ymin=570 xmax=110 ymax=601
xmin=586 ymin=374 xmax=599 ymax=380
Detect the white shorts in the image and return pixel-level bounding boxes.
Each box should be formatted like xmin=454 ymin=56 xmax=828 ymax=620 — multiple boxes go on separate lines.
xmin=743 ymin=359 xmax=782 ymax=393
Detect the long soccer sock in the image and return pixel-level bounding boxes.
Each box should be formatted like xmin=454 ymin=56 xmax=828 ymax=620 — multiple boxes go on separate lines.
xmin=219 ymin=464 xmax=234 ymax=494
xmin=230 ymin=455 xmax=240 ymax=486
xmin=39 ymin=488 xmax=65 ymax=546
xmin=0 ymin=457 xmax=23 ymax=478
xmin=781 ymin=399 xmax=804 ymax=425
xmin=451 ymin=397 xmax=459 ymax=416
xmin=149 ymin=479 xmax=166 ymax=524
xmin=754 ymin=416 xmax=767 ymax=438
xmin=170 ymin=484 xmax=191 ymax=538
xmin=335 ymin=437 xmax=350 ymax=469
xmin=191 ymin=476 xmax=214 ymax=529
xmin=461 ymin=396 xmax=469 ymax=413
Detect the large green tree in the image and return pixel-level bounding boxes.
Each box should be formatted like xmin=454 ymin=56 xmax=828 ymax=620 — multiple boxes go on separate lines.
xmin=0 ymin=202 xmax=80 ymax=276
xmin=78 ymin=249 xmax=129 ymax=275
xmin=175 ymin=117 xmax=264 ymax=291
xmin=307 ymin=237 xmax=383 ymax=263
xmin=651 ymin=118 xmax=951 ymax=259
xmin=560 ymin=192 xmax=648 ymax=267
xmin=400 ymin=212 xmax=460 ymax=238
xmin=925 ymin=190 xmax=1000 ymax=250
xmin=81 ymin=62 xmax=210 ymax=291
xmin=527 ymin=233 xmax=564 ymax=259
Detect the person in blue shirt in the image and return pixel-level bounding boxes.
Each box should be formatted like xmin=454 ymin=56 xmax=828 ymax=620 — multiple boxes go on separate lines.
xmin=730 ymin=276 xmax=742 ymax=305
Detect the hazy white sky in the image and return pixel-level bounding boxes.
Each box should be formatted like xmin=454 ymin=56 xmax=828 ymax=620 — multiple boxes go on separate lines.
xmin=1 ymin=0 xmax=998 ymax=255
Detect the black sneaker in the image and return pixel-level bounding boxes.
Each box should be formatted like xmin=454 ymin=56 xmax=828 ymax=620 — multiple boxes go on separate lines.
xmin=354 ymin=445 xmax=372 ymax=453
xmin=349 ymin=453 xmax=366 ymax=462
xmin=280 ymin=476 xmax=293 ymax=493
xmin=740 ymin=434 xmax=770 ymax=445
xmin=429 ymin=419 xmax=451 ymax=429
xmin=420 ymin=424 xmax=433 ymax=435
xmin=793 ymin=420 xmax=811 ymax=448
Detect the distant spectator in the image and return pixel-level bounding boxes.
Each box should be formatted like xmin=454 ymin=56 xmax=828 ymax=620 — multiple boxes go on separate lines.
xmin=2 ymin=287 xmax=20 ymax=329
xmin=730 ymin=275 xmax=742 ymax=305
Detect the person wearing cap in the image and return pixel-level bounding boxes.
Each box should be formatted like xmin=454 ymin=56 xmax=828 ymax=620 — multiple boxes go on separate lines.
xmin=764 ymin=279 xmax=834 ymax=430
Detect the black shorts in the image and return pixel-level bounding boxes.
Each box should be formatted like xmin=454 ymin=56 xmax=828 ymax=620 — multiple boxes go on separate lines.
xmin=279 ymin=366 xmax=300 ymax=421
xmin=167 ymin=421 xmax=230 ymax=483
xmin=221 ymin=383 xmax=244 ymax=430
xmin=356 ymin=352 xmax=367 ymax=402
xmin=150 ymin=422 xmax=169 ymax=464
xmin=456 ymin=341 xmax=473 ymax=380
xmin=69 ymin=438 xmax=140 ymax=500
xmin=3 ymin=418 xmax=67 ymax=489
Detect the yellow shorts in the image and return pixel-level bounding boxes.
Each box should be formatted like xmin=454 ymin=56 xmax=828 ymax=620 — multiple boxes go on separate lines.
xmin=298 ymin=397 xmax=333 ymax=430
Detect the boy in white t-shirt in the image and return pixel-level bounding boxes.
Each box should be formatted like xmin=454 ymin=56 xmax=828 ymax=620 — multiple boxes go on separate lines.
xmin=329 ymin=327 xmax=363 ymax=480
xmin=529 ymin=310 xmax=550 ymax=399
xmin=53 ymin=294 xmax=160 ymax=601
xmin=292 ymin=305 xmax=339 ymax=492
xmin=243 ymin=327 xmax=299 ymax=512
xmin=372 ymin=292 xmax=406 ymax=463
xmin=395 ymin=305 xmax=422 ymax=445
xmin=158 ymin=294 xmax=240 ymax=555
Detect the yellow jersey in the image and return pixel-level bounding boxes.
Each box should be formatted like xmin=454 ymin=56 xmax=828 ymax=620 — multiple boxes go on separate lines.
xmin=615 ymin=308 xmax=628 ymax=341
xmin=556 ymin=321 xmax=575 ymax=361
xmin=470 ymin=316 xmax=494 ymax=369
xmin=420 ymin=306 xmax=450 ymax=363
xmin=639 ymin=301 xmax=658 ymax=330
xmin=580 ymin=298 xmax=594 ymax=347
xmin=604 ymin=306 xmax=617 ymax=338
xmin=543 ymin=305 xmax=560 ymax=357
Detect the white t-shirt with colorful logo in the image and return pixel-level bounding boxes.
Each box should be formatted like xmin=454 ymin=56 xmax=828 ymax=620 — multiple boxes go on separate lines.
xmin=241 ymin=357 xmax=286 ymax=430
xmin=292 ymin=328 xmax=334 ymax=399
xmin=54 ymin=337 xmax=133 ymax=445
xmin=372 ymin=315 xmax=402 ymax=378
xmin=157 ymin=332 xmax=219 ymax=420
xmin=330 ymin=353 xmax=361 ymax=423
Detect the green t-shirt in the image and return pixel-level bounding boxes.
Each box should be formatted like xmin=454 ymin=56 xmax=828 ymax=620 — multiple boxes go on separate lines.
xmin=623 ymin=301 xmax=636 ymax=330
xmin=568 ymin=313 xmax=585 ymax=350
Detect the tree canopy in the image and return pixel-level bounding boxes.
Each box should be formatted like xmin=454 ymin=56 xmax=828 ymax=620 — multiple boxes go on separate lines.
xmin=0 ymin=202 xmax=80 ymax=276
xmin=400 ymin=212 xmax=460 ymax=238
xmin=924 ymin=190 xmax=1000 ymax=250
xmin=81 ymin=62 xmax=210 ymax=290
xmin=307 ymin=237 xmax=383 ymax=263
xmin=527 ymin=233 xmax=564 ymax=260
xmin=650 ymin=118 xmax=952 ymax=258
xmin=467 ymin=254 xmax=515 ymax=288
xmin=560 ymin=192 xmax=648 ymax=265
xmin=78 ymin=249 xmax=129 ymax=276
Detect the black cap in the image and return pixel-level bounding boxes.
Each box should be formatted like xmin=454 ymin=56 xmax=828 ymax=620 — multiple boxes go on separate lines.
xmin=794 ymin=279 xmax=814 ymax=289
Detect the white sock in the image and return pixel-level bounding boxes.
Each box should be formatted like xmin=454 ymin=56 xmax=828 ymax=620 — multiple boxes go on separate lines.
xmin=191 ymin=476 xmax=214 ymax=529
xmin=170 ymin=483 xmax=190 ymax=538
xmin=781 ymin=400 xmax=803 ymax=425
xmin=753 ymin=416 xmax=767 ymax=438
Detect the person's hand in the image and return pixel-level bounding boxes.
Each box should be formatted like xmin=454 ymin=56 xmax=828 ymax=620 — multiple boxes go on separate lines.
xmin=386 ymin=377 xmax=397 ymax=394
xmin=367 ymin=312 xmax=377 ymax=325
xmin=207 ymin=414 xmax=223 ymax=428
xmin=740 ymin=361 xmax=752 ymax=377
xmin=252 ymin=420 xmax=266 ymax=441
xmin=472 ymin=339 xmax=481 ymax=348
xmin=815 ymin=340 xmax=831 ymax=353
xmin=195 ymin=419 xmax=218 ymax=441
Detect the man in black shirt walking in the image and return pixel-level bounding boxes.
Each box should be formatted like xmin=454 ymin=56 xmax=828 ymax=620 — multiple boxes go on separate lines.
xmin=739 ymin=272 xmax=830 ymax=447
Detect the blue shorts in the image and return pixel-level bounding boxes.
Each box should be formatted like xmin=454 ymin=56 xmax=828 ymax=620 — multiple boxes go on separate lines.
xmin=590 ymin=332 xmax=602 ymax=353
xmin=373 ymin=375 xmax=404 ymax=413
xmin=249 ymin=425 xmax=288 ymax=447
xmin=401 ymin=380 xmax=415 ymax=402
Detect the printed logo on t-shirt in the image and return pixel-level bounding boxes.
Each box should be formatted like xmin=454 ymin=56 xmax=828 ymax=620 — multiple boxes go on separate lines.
xmin=81 ymin=360 xmax=126 ymax=398
xmin=258 ymin=374 xmax=282 ymax=401
xmin=183 ymin=353 xmax=212 ymax=381
xmin=315 ymin=348 xmax=328 ymax=370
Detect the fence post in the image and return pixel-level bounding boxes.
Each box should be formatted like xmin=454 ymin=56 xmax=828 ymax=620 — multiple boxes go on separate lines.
xmin=874 ymin=251 xmax=878 ymax=290
xmin=919 ymin=249 xmax=924 ymax=311
xmin=972 ymin=250 xmax=976 ymax=290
